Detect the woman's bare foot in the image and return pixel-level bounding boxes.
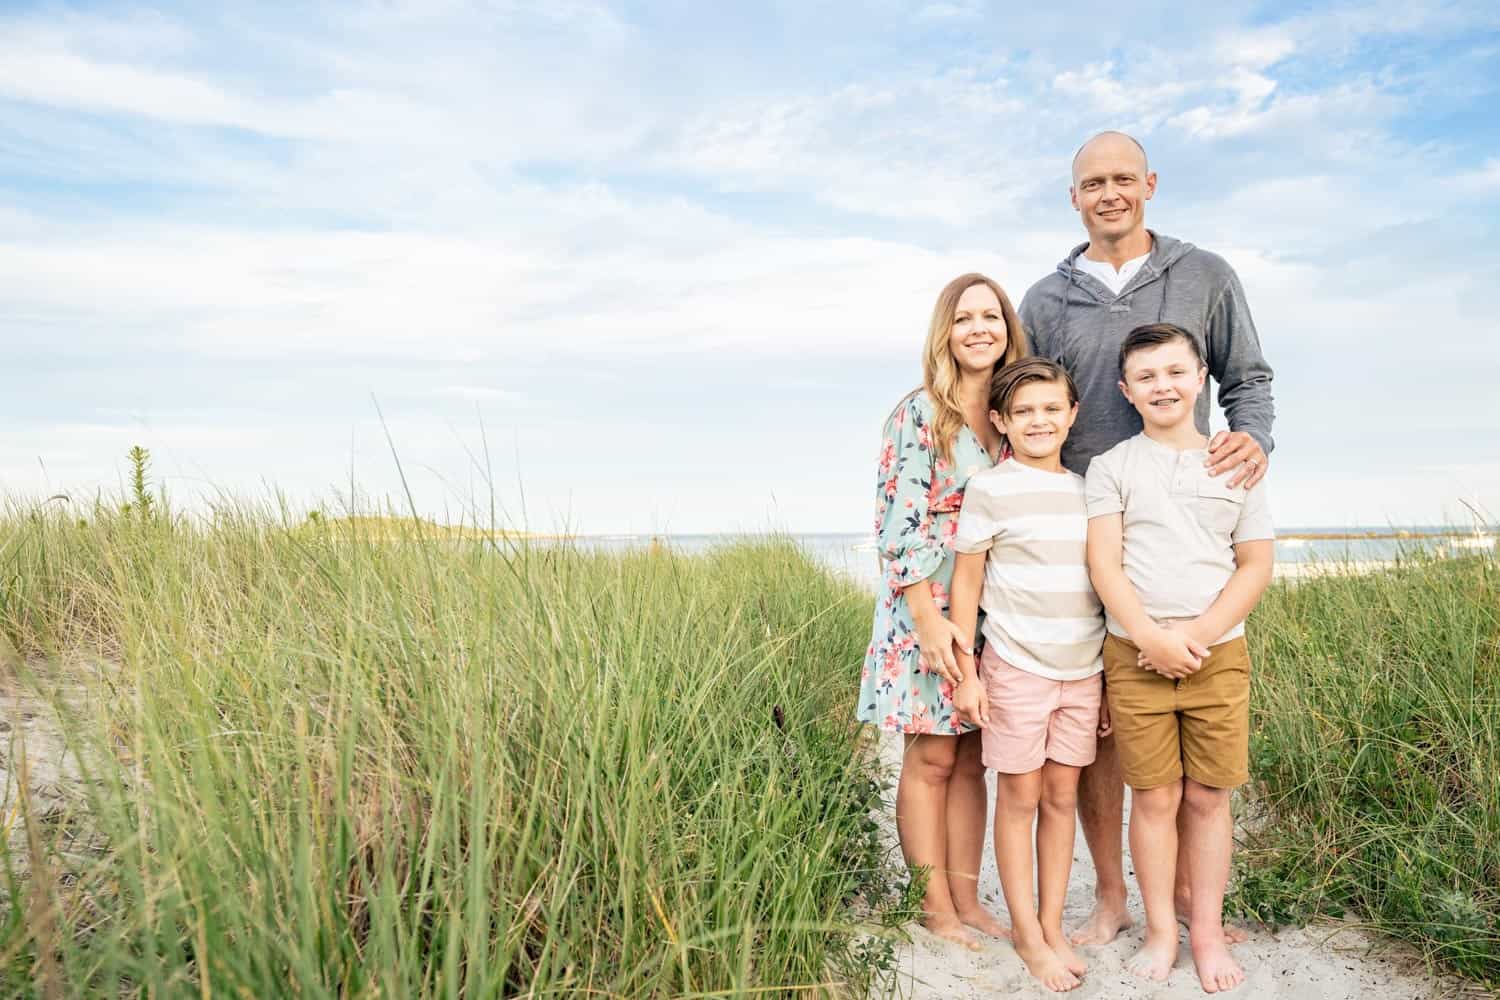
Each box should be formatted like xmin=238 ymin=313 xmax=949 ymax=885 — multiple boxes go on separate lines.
xmin=921 ymin=913 xmax=984 ymax=951
xmin=1126 ymin=927 xmax=1178 ymax=982
xmin=1043 ymin=927 xmax=1088 ymax=977
xmin=1190 ymin=928 xmax=1246 ymax=993
xmin=1014 ymin=933 xmax=1082 ymax=992
xmin=956 ymin=904 xmax=1011 ymax=940
xmin=1176 ymin=894 xmax=1249 ymax=944
xmin=1068 ymin=896 xmax=1134 ymax=945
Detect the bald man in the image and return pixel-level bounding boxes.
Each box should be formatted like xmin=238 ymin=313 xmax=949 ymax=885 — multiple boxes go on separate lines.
xmin=1018 ymin=131 xmax=1275 ymax=947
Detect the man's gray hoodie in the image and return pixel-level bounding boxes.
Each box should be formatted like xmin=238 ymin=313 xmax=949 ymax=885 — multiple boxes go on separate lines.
xmin=1018 ymin=231 xmax=1275 ymax=476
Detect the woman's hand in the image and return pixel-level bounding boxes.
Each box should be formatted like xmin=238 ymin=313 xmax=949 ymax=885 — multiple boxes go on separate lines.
xmin=914 ymin=613 xmax=971 ymax=685
xmin=1096 ymin=694 xmax=1113 ymax=738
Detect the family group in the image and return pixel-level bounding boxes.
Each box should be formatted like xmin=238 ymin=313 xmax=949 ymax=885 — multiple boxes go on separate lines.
xmin=856 ymin=131 xmax=1277 ymax=994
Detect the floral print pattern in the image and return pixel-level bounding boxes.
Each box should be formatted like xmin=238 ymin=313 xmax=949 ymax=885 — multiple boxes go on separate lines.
xmin=857 ymin=390 xmax=1001 ymax=735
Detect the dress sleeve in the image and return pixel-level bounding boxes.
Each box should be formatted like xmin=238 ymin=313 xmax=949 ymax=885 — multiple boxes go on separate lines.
xmin=874 ymin=395 xmax=945 ymax=588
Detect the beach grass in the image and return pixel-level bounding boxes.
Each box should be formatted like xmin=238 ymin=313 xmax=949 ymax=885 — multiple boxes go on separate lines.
xmin=0 ymin=499 xmax=908 ymax=997
xmin=1232 ymin=547 xmax=1500 ymax=987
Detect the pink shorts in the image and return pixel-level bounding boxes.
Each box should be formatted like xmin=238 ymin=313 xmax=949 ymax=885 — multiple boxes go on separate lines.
xmin=979 ymin=644 xmax=1103 ymax=773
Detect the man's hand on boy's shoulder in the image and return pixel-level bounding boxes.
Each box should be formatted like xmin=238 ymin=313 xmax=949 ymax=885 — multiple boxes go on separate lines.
xmin=1135 ymin=623 xmax=1208 ymax=679
xmin=1205 ymin=430 xmax=1268 ymax=489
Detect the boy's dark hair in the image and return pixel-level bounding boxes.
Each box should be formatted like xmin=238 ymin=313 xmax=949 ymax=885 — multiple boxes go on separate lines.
xmin=988 ymin=357 xmax=1079 ymax=418
xmin=1118 ymin=322 xmax=1204 ymax=374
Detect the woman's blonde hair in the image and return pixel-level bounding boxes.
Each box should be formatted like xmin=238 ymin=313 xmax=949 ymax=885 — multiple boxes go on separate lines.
xmin=922 ymin=273 xmax=1029 ymax=463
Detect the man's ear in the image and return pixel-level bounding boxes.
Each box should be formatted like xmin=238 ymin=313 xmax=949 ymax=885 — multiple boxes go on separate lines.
xmin=1143 ymin=171 xmax=1157 ymax=201
xmin=988 ymin=409 xmax=1006 ymax=434
xmin=1118 ymin=380 xmax=1131 ymax=403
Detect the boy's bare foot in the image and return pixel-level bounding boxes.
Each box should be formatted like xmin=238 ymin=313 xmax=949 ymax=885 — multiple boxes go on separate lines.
xmin=1191 ymin=928 xmax=1246 ymax=993
xmin=1176 ymin=894 xmax=1249 ymax=944
xmin=1043 ymin=927 xmax=1088 ymax=977
xmin=921 ymin=913 xmax=984 ymax=951
xmin=1015 ymin=934 xmax=1082 ymax=992
xmin=1068 ymin=897 xmax=1134 ymax=945
xmin=1126 ymin=927 xmax=1178 ymax=982
xmin=957 ymin=905 xmax=1011 ymax=939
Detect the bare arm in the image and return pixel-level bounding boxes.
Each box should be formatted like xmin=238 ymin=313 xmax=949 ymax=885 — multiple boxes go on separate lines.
xmin=904 ymin=579 xmax=971 ymax=685
xmin=1181 ymin=539 xmax=1274 ymax=646
xmin=948 ymin=551 xmax=985 ymax=683
xmin=948 ymin=550 xmax=990 ymax=726
xmin=1087 ymin=513 xmax=1208 ymax=678
xmin=1086 ymin=513 xmax=1155 ymax=639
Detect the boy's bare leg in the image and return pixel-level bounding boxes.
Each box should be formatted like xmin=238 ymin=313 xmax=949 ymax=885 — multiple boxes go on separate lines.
xmin=1126 ymin=781 xmax=1183 ymax=982
xmin=1038 ymin=763 xmax=1087 ymax=977
xmin=1070 ymin=734 xmax=1134 ymax=945
xmin=1182 ymin=779 xmax=1245 ymax=993
xmin=897 ymin=734 xmax=981 ymax=950
xmin=1175 ymin=812 xmax=1249 ymax=943
xmin=996 ymin=770 xmax=1080 ymax=992
xmin=947 ymin=731 xmax=1009 ymax=938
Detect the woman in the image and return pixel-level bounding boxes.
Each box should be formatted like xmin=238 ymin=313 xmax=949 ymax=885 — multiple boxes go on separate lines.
xmin=857 ymin=272 xmax=1029 ymax=948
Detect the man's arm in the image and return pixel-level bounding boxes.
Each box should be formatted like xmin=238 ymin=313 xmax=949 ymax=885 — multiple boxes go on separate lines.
xmin=1205 ymin=266 xmax=1275 ymax=488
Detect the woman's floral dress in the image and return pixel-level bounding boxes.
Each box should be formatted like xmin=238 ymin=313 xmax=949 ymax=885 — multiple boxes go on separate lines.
xmin=857 ymin=390 xmax=1000 ymax=735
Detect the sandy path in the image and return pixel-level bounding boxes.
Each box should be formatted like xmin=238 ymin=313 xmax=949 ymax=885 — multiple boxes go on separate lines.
xmin=875 ymin=733 xmax=1468 ymax=1000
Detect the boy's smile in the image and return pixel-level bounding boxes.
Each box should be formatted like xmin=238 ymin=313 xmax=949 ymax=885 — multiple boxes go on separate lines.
xmin=1119 ymin=340 xmax=1205 ymax=434
xmin=993 ymin=380 xmax=1078 ymax=469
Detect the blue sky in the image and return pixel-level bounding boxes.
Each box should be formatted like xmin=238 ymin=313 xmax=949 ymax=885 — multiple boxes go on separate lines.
xmin=1 ymin=1 xmax=1497 ymax=533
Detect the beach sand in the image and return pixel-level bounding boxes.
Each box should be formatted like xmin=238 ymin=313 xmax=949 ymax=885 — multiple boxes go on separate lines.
xmin=875 ymin=732 xmax=1469 ymax=1000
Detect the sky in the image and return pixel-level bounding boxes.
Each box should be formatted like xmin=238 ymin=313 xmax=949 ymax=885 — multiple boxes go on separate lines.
xmin=1 ymin=1 xmax=1497 ymax=535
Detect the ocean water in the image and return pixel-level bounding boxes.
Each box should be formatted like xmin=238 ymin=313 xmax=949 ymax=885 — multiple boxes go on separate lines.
xmin=572 ymin=527 xmax=1496 ymax=593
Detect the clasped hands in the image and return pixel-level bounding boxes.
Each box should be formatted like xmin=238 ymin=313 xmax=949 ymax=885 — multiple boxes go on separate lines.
xmin=1135 ymin=620 xmax=1210 ymax=679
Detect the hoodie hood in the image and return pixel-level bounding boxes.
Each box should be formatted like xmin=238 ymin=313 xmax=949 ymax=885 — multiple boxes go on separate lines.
xmin=1056 ymin=230 xmax=1197 ymax=298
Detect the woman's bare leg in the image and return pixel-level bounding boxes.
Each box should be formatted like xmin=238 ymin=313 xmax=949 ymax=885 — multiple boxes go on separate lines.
xmin=896 ymin=733 xmax=980 ymax=949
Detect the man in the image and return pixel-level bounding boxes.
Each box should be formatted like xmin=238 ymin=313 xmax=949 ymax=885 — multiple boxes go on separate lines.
xmin=1018 ymin=130 xmax=1274 ymax=947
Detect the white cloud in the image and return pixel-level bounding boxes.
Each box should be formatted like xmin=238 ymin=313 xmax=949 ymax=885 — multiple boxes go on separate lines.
xmin=916 ymin=1 xmax=982 ymax=20
xmin=1 ymin=1 xmax=1497 ymax=532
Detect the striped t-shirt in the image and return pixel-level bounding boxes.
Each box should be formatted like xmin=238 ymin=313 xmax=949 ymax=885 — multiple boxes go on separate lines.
xmin=953 ymin=458 xmax=1104 ymax=681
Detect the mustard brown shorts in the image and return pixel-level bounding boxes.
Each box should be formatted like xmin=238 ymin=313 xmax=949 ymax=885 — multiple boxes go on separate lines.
xmin=1102 ymin=633 xmax=1250 ymax=790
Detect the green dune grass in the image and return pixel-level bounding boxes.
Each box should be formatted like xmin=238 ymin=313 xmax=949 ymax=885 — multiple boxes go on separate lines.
xmin=3 ymin=488 xmax=1495 ymax=994
xmin=0 ymin=502 xmax=909 ymax=997
xmin=1233 ymin=549 xmax=1500 ymax=987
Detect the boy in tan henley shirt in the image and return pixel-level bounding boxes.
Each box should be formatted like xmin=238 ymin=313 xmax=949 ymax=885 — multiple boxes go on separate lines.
xmin=1084 ymin=323 xmax=1274 ymax=994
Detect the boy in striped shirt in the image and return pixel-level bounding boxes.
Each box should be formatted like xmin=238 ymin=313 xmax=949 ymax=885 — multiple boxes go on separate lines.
xmin=951 ymin=358 xmax=1108 ymax=993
